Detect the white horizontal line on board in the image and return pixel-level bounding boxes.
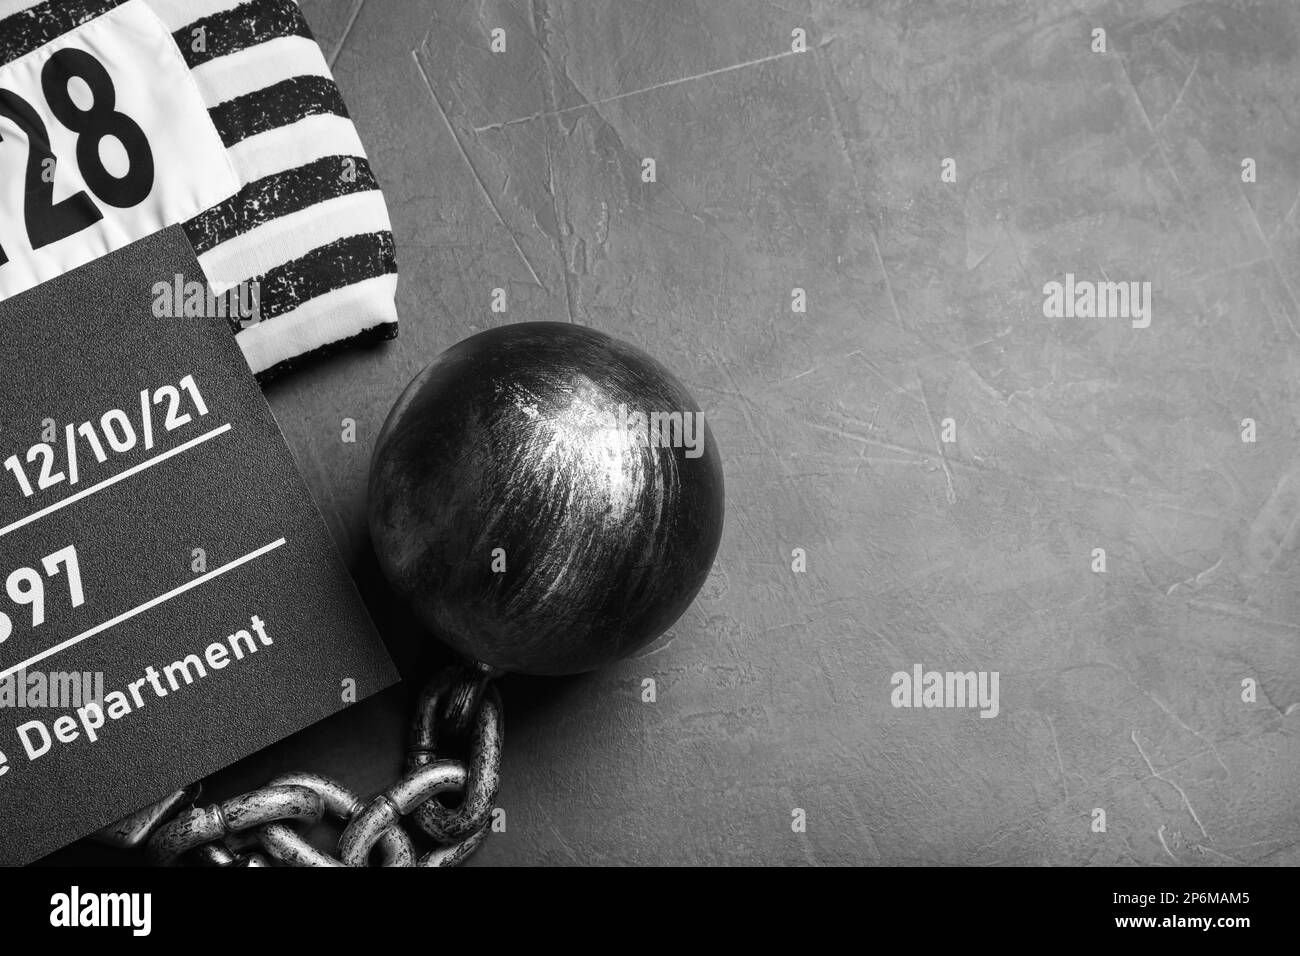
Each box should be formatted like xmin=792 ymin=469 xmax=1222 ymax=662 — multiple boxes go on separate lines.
xmin=0 ymin=537 xmax=287 ymax=681
xmin=0 ymin=423 xmax=233 ymax=539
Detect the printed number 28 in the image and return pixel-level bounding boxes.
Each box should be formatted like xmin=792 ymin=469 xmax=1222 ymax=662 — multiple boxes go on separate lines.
xmin=0 ymin=48 xmax=154 ymax=266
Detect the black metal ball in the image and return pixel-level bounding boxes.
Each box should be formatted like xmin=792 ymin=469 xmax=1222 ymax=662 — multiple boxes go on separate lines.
xmin=368 ymin=322 xmax=725 ymax=675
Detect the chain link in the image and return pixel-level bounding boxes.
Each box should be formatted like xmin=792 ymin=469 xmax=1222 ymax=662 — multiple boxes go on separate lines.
xmin=408 ymin=666 xmax=503 ymax=843
xmin=99 ymin=666 xmax=503 ymax=867
xmin=339 ymin=760 xmax=467 ymax=866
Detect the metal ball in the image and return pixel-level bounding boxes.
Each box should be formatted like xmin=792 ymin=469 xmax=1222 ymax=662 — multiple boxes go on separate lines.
xmin=368 ymin=322 xmax=725 ymax=675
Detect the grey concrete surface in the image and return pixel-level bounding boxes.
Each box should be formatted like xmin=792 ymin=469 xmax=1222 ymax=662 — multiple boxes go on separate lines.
xmin=68 ymin=0 xmax=1300 ymax=865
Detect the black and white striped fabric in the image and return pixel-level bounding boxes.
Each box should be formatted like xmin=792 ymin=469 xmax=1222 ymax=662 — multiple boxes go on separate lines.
xmin=0 ymin=0 xmax=398 ymax=381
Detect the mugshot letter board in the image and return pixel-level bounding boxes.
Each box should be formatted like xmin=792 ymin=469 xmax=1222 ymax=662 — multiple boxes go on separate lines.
xmin=0 ymin=227 xmax=397 ymax=865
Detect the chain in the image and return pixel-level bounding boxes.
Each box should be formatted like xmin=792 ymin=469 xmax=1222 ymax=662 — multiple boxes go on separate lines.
xmin=91 ymin=664 xmax=504 ymax=867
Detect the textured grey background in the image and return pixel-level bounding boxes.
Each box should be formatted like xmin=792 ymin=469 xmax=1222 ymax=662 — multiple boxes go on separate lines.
xmin=69 ymin=0 xmax=1300 ymax=865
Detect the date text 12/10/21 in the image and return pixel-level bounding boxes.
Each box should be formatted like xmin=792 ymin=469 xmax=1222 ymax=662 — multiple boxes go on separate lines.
xmin=3 ymin=375 xmax=209 ymax=501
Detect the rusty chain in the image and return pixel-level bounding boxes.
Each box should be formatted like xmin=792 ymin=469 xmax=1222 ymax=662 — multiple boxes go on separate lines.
xmin=92 ymin=664 xmax=503 ymax=867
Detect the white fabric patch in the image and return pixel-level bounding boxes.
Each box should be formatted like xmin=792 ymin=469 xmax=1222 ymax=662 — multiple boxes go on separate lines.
xmin=189 ymin=33 xmax=328 ymax=109
xmin=146 ymin=0 xmax=245 ymax=33
xmin=237 ymin=273 xmax=398 ymax=376
xmin=0 ymin=0 xmax=239 ymax=300
xmin=224 ymin=112 xmax=367 ymax=185
xmin=199 ymin=189 xmax=393 ymax=294
xmin=0 ymin=0 xmax=45 ymax=19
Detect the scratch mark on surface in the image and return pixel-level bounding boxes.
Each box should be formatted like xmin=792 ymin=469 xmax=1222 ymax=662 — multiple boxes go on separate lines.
xmin=862 ymin=622 xmax=905 ymax=659
xmin=905 ymin=4 xmax=1080 ymax=73
xmin=533 ymin=799 xmax=581 ymax=863
xmin=1277 ymin=181 xmax=1300 ymax=237
xmin=1156 ymin=825 xmax=1179 ymax=862
xmin=1186 ymin=597 xmax=1300 ymax=634
xmin=547 ymin=137 xmax=577 ymax=322
xmin=804 ymin=422 xmax=928 ymax=461
xmin=1046 ymin=716 xmax=1069 ymax=801
xmin=1145 ymin=692 xmax=1229 ymax=776
xmin=506 ymin=21 xmax=707 ymax=228
xmin=1156 ymin=56 xmax=1198 ymax=127
xmin=868 ymin=229 xmax=908 ymax=330
xmin=852 ymin=355 xmax=921 ymax=399
xmin=960 ymin=456 xmax=1236 ymax=521
xmin=998 ymin=219 xmax=1036 ymax=294
xmin=1194 ymin=844 xmax=1245 ymax=865
xmin=1165 ymin=557 xmax=1223 ymax=595
xmin=916 ymin=370 xmax=956 ymax=503
xmin=1082 ymin=662 xmax=1230 ymax=776
xmin=1215 ymin=835 xmax=1300 ymax=852
xmin=1114 ymin=55 xmax=1188 ymax=206
xmin=966 ymin=243 xmax=995 ymax=272
xmin=1185 ymin=255 xmax=1273 ymax=284
xmin=530 ymin=0 xmax=577 ymax=322
xmin=629 ymin=631 xmax=676 ymax=659
xmin=813 ymin=43 xmax=907 ymax=332
xmin=329 ymin=0 xmax=367 ymax=69
xmin=1237 ymin=184 xmax=1300 ymax=336
xmin=845 ymin=795 xmax=884 ymax=864
xmin=856 ymin=456 xmax=928 ymax=468
xmin=758 ymin=618 xmax=816 ymax=635
xmin=784 ymin=365 xmax=824 ymax=383
xmin=915 ymin=328 xmax=1017 ymax=366
xmin=411 ymin=48 xmax=545 ymax=287
xmin=712 ymin=355 xmax=793 ymax=480
xmin=1131 ymin=731 xmax=1208 ymax=839
xmin=814 ymin=45 xmax=856 ymax=179
xmin=807 ymin=419 xmax=1235 ymax=519
xmin=473 ymin=49 xmax=802 ymax=132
